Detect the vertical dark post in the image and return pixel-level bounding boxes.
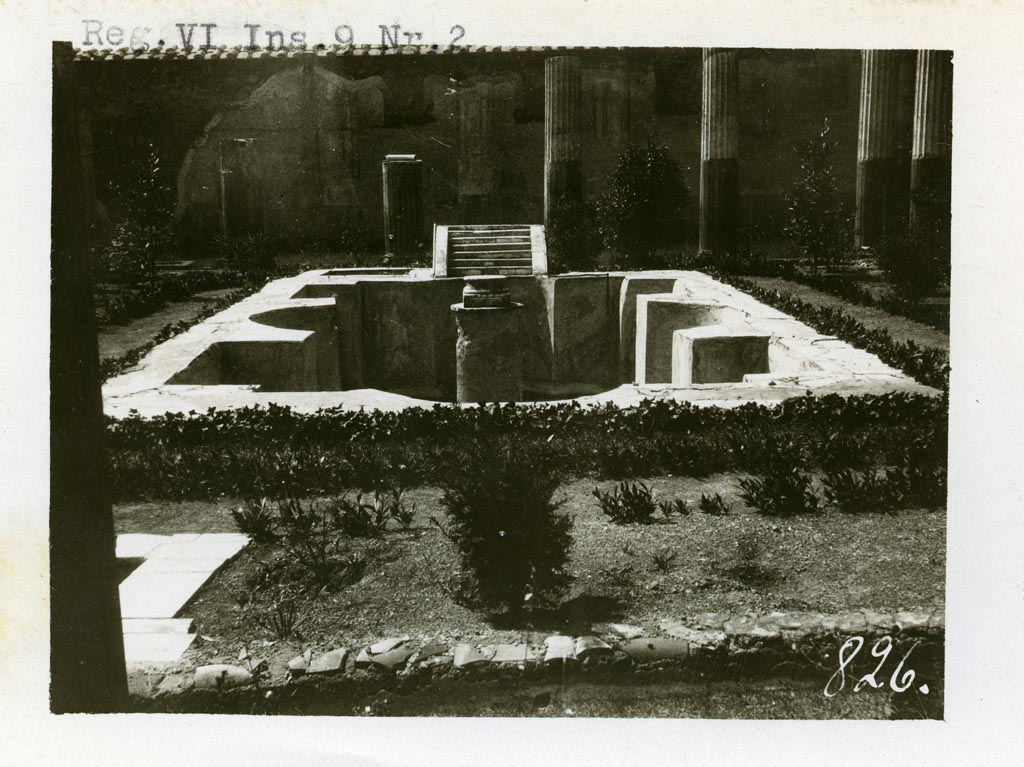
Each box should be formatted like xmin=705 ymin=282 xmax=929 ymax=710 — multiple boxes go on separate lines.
xmin=544 ymin=56 xmax=583 ymax=225
xmin=699 ymin=48 xmax=739 ymax=256
xmin=50 ymin=41 xmax=128 ymax=713
xmin=911 ymin=50 xmax=953 ymax=241
xmin=855 ymin=50 xmax=907 ymax=249
xmin=382 ymin=154 xmax=424 ymax=258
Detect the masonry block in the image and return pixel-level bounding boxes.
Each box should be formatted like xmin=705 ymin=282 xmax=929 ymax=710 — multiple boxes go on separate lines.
xmin=671 ymin=325 xmax=770 ymax=385
xmin=635 ymin=295 xmax=723 ymax=384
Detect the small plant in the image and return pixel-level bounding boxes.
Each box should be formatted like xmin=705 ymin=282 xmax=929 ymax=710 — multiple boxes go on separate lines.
xmin=597 ymin=562 xmax=635 ymax=587
xmin=658 ymin=497 xmax=690 ymax=518
xmin=698 ymin=492 xmax=730 ymax=516
xmin=738 ymin=467 xmax=820 ymax=517
xmin=620 ymin=540 xmax=639 ymax=558
xmin=244 ymin=582 xmax=304 ymax=640
xmin=332 ymin=492 xmax=390 ymax=538
xmin=274 ymin=495 xmax=345 ymax=589
xmin=230 ymin=496 xmax=279 ymax=544
xmin=386 ymin=488 xmax=417 ymax=530
xmin=822 ymin=467 xmax=898 ymax=514
xmin=593 ymin=481 xmax=659 ymax=524
xmin=651 ymin=546 xmax=678 ymax=573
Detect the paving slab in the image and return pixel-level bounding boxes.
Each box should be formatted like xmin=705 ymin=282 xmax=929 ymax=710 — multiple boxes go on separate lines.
xmin=123 ymin=632 xmax=197 ymax=663
xmin=119 ymin=571 xmax=213 ymax=618
xmin=122 ymin=618 xmax=195 ymax=634
xmin=368 ymin=636 xmax=408 ymax=655
xmin=575 ymin=636 xmax=612 ymax=660
xmin=370 ymin=647 xmax=414 ymax=671
xmin=116 ymin=534 xmax=170 ymax=559
xmin=133 ymin=557 xmax=234 ymax=575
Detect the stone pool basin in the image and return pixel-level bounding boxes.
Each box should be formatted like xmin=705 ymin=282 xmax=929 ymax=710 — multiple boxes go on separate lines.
xmin=102 ymin=268 xmax=938 ymax=417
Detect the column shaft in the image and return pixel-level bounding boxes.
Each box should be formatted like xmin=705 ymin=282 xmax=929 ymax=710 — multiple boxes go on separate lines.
xmin=911 ymin=50 xmax=953 ymax=239
xmin=855 ymin=50 xmax=908 ymax=248
xmin=699 ymin=48 xmax=739 ymax=255
xmin=544 ymin=56 xmax=583 ymax=224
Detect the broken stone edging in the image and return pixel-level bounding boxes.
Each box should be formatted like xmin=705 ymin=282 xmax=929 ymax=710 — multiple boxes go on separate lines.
xmin=138 ymin=608 xmax=943 ymax=698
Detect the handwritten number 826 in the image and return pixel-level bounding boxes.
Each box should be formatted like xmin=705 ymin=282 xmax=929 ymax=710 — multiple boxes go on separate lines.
xmin=824 ymin=635 xmax=918 ymax=697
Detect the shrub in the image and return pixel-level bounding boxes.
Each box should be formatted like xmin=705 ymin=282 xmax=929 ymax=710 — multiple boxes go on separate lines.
xmin=216 ymin=232 xmax=276 ymax=284
xmin=593 ymin=481 xmax=659 ymax=524
xmin=738 ymin=466 xmax=820 ymax=517
xmin=547 ymin=197 xmax=602 ymax=273
xmin=230 ymin=496 xmax=279 ymax=544
xmin=597 ymin=138 xmax=687 ymax=267
xmin=782 ymin=118 xmax=853 ymax=275
xmin=387 ymin=489 xmax=417 ymax=530
xmin=698 ymin=492 xmax=730 ymax=516
xmin=439 ymin=444 xmax=572 ymax=616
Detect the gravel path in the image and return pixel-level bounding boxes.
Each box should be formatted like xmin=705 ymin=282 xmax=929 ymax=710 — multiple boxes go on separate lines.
xmin=97 ymin=288 xmax=238 ymax=359
xmin=744 ymin=276 xmax=950 ymax=354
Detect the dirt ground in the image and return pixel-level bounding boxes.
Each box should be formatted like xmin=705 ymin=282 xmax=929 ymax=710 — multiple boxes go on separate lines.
xmin=115 ymin=473 xmax=946 ymax=670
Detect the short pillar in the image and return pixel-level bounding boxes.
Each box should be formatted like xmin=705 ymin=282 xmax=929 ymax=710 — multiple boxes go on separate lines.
xmin=855 ymin=50 xmax=906 ymax=249
xmin=699 ymin=48 xmax=739 ymax=256
xmin=452 ymin=276 xmax=524 ymax=403
xmin=382 ymin=154 xmax=424 ymax=258
xmin=544 ymin=56 xmax=583 ymax=225
xmin=910 ymin=50 xmax=953 ymax=241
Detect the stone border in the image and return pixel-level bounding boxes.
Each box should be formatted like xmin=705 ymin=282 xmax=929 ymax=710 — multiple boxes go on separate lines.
xmin=132 ymin=608 xmax=944 ymax=698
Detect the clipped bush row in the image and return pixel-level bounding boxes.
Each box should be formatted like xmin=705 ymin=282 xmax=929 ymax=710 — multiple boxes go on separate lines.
xmin=104 ymin=393 xmax=946 ymax=501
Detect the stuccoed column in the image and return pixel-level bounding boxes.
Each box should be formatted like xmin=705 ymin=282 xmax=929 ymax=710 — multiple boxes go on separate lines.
xmin=452 ymin=276 xmax=524 ymax=403
xmin=382 ymin=154 xmax=424 ymax=258
xmin=910 ymin=50 xmax=953 ymax=239
xmin=855 ymin=50 xmax=905 ymax=249
xmin=544 ymin=56 xmax=583 ymax=225
xmin=699 ymin=48 xmax=739 ymax=256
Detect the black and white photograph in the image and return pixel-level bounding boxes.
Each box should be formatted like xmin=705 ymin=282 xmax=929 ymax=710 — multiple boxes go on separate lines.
xmin=5 ymin=0 xmax=1024 ymax=764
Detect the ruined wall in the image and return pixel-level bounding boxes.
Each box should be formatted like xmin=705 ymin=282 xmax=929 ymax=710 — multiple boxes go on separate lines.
xmin=74 ymin=48 xmax=895 ymax=250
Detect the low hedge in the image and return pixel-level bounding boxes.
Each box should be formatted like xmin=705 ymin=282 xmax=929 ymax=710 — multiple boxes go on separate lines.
xmin=105 ymin=393 xmax=947 ymax=501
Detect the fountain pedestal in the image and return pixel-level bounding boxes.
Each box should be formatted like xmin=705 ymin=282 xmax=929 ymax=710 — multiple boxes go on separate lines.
xmin=451 ymin=276 xmax=524 ymax=403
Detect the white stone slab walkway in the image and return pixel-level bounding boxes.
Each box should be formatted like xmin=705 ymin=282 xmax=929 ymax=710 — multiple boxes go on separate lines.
xmin=117 ymin=533 xmax=248 ymax=663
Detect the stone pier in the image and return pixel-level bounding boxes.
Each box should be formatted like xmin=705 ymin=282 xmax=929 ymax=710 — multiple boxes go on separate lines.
xmin=544 ymin=56 xmax=583 ymax=225
xmin=910 ymin=50 xmax=953 ymax=240
xmin=855 ymin=50 xmax=908 ymax=249
xmin=452 ymin=276 xmax=524 ymax=403
xmin=382 ymin=154 xmax=424 ymax=258
xmin=699 ymin=48 xmax=739 ymax=256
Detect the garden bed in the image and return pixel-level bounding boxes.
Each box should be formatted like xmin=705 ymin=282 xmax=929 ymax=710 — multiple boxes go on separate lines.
xmin=118 ymin=473 xmax=945 ymax=673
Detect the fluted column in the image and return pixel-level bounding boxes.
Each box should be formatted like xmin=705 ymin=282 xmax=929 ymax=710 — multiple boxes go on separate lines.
xmin=856 ymin=50 xmax=908 ymax=249
xmin=699 ymin=48 xmax=739 ymax=256
xmin=910 ymin=50 xmax=953 ymax=239
xmin=544 ymin=56 xmax=583 ymax=224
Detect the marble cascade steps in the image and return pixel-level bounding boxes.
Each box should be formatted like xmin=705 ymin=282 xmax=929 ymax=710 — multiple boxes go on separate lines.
xmin=433 ymin=224 xmax=548 ymax=277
